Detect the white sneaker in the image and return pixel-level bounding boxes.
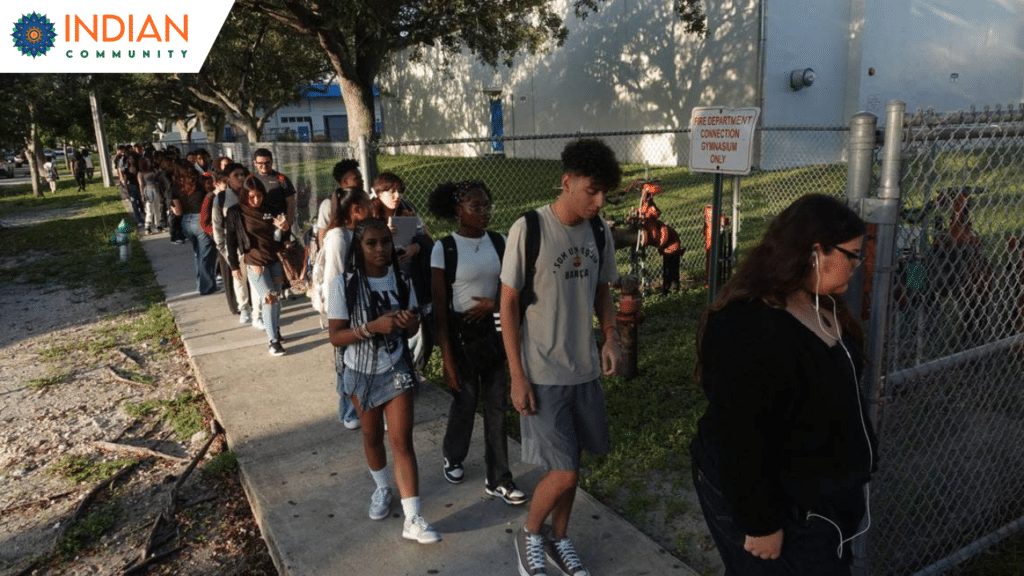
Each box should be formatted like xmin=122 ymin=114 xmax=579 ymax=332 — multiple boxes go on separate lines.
xmin=239 ymin=308 xmax=252 ymax=324
xmin=368 ymin=486 xmax=392 ymax=520
xmin=252 ymin=315 xmax=265 ymax=331
xmin=343 ymin=418 xmax=361 ymax=430
xmin=402 ymin=514 xmax=441 ymax=544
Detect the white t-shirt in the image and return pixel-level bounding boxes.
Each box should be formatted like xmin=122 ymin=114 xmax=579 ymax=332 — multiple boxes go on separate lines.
xmin=320 ymin=227 xmax=353 ymax=301
xmin=326 ymin=269 xmax=418 ymax=372
xmin=315 ymin=198 xmax=332 ymax=233
xmin=499 ymin=204 xmax=618 ymax=386
xmin=430 ymin=232 xmax=504 ymax=313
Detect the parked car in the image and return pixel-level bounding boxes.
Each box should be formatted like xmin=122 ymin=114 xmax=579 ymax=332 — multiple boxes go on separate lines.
xmin=0 ymin=157 xmax=12 ymax=178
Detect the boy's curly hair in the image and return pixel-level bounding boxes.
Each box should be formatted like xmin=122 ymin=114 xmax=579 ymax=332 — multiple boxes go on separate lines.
xmin=561 ymin=139 xmax=622 ymax=191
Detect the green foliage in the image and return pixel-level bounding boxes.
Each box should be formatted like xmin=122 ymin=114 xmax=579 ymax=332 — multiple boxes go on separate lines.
xmin=202 ymin=451 xmax=239 ymax=478
xmin=51 ymin=455 xmax=136 ymax=485
xmin=27 ymin=370 xmax=73 ymax=390
xmin=125 ymin=392 xmax=207 ymax=441
xmin=125 ymin=303 xmax=178 ymax=346
xmin=55 ymin=504 xmax=121 ymax=559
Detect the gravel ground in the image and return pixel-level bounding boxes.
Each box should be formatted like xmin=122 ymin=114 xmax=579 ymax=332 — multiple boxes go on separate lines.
xmin=0 ymin=279 xmax=276 ymax=575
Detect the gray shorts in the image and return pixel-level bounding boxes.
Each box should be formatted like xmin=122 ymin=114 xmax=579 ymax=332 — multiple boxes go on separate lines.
xmin=520 ymin=379 xmax=610 ymax=471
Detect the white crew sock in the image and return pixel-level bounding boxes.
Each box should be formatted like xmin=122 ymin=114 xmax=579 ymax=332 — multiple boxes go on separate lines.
xmin=369 ymin=466 xmax=390 ymax=490
xmin=401 ymin=496 xmax=420 ymax=519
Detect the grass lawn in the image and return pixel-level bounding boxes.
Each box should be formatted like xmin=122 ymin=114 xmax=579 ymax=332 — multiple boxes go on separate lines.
xmin=0 ymin=177 xmax=162 ymax=304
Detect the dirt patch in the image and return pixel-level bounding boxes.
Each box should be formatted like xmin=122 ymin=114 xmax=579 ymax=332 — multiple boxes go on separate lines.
xmin=0 ymin=284 xmax=275 ymax=575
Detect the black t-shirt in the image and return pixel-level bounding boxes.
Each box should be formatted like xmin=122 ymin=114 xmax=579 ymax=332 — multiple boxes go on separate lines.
xmin=254 ymin=171 xmax=295 ymax=218
xmin=690 ymin=298 xmax=877 ymax=537
xmin=173 ymin=186 xmax=205 ymax=215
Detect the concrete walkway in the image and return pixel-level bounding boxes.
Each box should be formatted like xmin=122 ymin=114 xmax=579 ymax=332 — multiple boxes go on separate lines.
xmin=141 ymin=232 xmax=697 ymax=576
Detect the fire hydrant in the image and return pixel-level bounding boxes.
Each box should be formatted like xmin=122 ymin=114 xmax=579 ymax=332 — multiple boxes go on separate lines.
xmin=616 ymin=274 xmax=645 ymax=379
xmin=109 ymin=218 xmax=132 ymax=263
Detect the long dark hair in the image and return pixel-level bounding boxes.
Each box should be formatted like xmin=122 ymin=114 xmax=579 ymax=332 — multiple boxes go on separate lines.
xmin=328 ymin=187 xmax=369 ymax=231
xmin=171 ymin=159 xmax=199 ymax=196
xmin=695 ymin=193 xmax=867 ymax=384
xmin=241 ymin=175 xmax=267 ymax=208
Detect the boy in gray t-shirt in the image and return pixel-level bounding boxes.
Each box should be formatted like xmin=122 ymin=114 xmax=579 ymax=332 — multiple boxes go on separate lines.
xmin=500 ymin=139 xmax=622 ymax=576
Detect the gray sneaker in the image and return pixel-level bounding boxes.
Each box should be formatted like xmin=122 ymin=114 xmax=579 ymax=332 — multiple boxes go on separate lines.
xmin=368 ymin=486 xmax=392 ymax=520
xmin=515 ymin=526 xmax=548 ymax=576
xmin=544 ymin=534 xmax=589 ymax=576
xmin=402 ymin=514 xmax=441 ymax=543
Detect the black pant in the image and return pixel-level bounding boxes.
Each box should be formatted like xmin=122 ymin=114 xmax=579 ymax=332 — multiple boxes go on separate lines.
xmin=169 ymin=213 xmax=184 ymax=242
xmin=692 ymin=464 xmax=854 ymax=576
xmin=442 ymin=361 xmax=512 ymax=487
xmin=217 ymin=253 xmax=237 ymax=314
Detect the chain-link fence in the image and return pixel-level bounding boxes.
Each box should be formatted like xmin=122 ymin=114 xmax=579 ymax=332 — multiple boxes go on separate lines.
xmin=182 ymin=127 xmax=850 ymax=290
xmin=866 ymin=104 xmax=1024 ymax=575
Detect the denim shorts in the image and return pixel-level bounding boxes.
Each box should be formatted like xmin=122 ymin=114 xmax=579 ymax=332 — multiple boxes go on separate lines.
xmin=520 ymin=379 xmax=610 ymax=471
xmin=341 ymin=356 xmax=416 ymax=412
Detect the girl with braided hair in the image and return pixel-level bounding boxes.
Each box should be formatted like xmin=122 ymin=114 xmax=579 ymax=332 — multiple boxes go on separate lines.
xmin=327 ymin=218 xmax=441 ymax=544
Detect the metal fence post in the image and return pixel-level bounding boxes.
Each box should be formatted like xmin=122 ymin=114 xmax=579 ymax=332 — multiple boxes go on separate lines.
xmin=854 ymin=100 xmax=905 ymax=576
xmin=356 ymin=135 xmax=374 ymax=193
xmin=846 ymin=112 xmax=878 ymax=320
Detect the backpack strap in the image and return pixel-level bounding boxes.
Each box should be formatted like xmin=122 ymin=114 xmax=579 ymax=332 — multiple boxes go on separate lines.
xmin=589 ymin=215 xmax=606 ymax=275
xmin=441 ymin=236 xmax=458 ymax=312
xmin=519 ymin=210 xmax=541 ymax=321
xmin=486 ymin=230 xmax=506 ymax=262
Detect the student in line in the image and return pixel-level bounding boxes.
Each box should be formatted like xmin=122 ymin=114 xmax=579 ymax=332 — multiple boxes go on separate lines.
xmin=327 ymin=218 xmax=441 ymax=544
xmin=428 ymin=180 xmax=526 ymax=506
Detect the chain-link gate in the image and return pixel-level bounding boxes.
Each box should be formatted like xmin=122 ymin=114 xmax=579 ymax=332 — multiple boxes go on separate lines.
xmin=863 ymin=102 xmax=1024 ymax=575
xmin=180 ymin=127 xmax=849 ymax=291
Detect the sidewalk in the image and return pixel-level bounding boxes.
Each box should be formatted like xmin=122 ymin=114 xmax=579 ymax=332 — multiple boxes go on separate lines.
xmin=140 ymin=232 xmax=697 ymax=576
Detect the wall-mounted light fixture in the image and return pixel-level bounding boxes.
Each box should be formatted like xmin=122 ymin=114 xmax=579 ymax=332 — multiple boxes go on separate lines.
xmin=790 ymin=68 xmax=816 ymax=91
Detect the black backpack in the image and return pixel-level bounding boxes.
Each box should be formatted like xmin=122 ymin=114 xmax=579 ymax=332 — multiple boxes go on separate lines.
xmin=518 ymin=210 xmax=606 ymax=321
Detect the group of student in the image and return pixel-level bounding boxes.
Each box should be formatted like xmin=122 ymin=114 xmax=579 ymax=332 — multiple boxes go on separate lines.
xmin=130 ymin=136 xmax=877 ymax=576
xmin=153 ymin=139 xmax=620 ymax=575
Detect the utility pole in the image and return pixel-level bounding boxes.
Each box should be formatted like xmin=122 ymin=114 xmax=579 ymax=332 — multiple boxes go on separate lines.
xmin=89 ymin=89 xmax=114 ymax=188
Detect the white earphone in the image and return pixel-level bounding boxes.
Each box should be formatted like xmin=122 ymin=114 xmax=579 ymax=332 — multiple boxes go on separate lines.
xmin=807 ymin=264 xmax=874 ymax=559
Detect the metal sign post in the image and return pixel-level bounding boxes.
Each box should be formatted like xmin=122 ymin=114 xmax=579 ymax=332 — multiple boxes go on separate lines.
xmin=689 ymin=106 xmax=760 ymax=303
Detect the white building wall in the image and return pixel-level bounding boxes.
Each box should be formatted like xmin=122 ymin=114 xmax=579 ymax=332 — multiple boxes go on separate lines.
xmin=857 ymin=0 xmax=1024 ymax=119
xmin=379 ymin=0 xmax=1024 ymax=166
xmin=380 ymin=0 xmax=761 ymax=164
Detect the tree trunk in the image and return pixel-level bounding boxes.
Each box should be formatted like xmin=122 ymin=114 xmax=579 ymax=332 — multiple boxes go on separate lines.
xmin=24 ymin=112 xmax=43 ymax=198
xmin=338 ymin=74 xmax=375 ymax=146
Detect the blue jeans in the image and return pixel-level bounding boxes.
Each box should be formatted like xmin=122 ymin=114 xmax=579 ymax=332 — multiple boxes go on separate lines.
xmin=182 ymin=213 xmax=219 ymax=295
xmin=247 ymin=261 xmax=283 ymax=343
xmin=335 ymin=367 xmax=358 ymax=424
xmin=127 ymin=181 xmax=145 ymax=226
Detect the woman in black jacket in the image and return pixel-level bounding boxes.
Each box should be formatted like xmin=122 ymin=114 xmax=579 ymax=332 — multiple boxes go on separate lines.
xmin=690 ymin=194 xmax=877 ymax=575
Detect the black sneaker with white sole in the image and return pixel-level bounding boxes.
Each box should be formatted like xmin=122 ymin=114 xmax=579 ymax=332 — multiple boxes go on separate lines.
xmin=486 ymin=480 xmax=528 ymax=505
xmin=268 ymin=340 xmax=287 ymax=356
xmin=443 ymin=458 xmax=464 ymax=484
